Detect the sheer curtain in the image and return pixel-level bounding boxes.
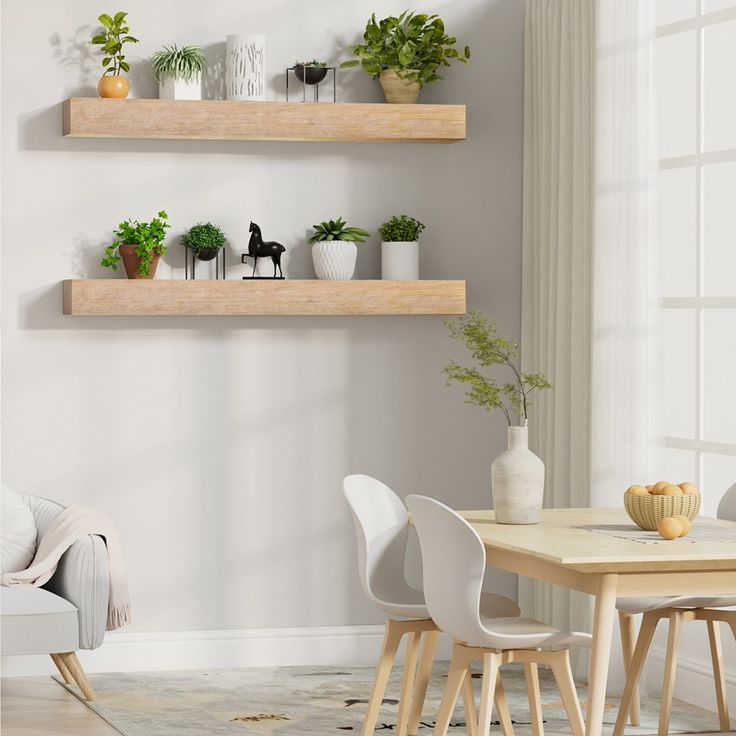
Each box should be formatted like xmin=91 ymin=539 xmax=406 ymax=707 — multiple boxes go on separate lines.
xmin=520 ymin=0 xmax=656 ymax=678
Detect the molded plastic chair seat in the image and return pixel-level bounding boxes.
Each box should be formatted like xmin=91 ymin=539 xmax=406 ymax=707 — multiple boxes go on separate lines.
xmin=383 ymin=591 xmax=522 ymax=621
xmin=617 ymin=594 xmax=736 ymax=615
xmin=475 ymin=614 xmax=592 ymax=649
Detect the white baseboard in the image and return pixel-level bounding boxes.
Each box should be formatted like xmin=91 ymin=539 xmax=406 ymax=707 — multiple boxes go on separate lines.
xmin=646 ymin=645 xmax=736 ymax=715
xmin=2 ymin=624 xmax=453 ymax=678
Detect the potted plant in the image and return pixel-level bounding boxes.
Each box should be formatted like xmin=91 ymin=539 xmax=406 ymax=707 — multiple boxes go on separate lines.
xmin=308 ymin=218 xmax=370 ymax=280
xmin=182 ymin=222 xmax=227 ymax=261
xmin=293 ymin=59 xmax=328 ymax=85
xmin=444 ymin=311 xmax=552 ymax=525
xmin=91 ymin=11 xmax=139 ymax=99
xmin=378 ymin=214 xmax=425 ymax=280
xmin=100 ymin=211 xmax=170 ymax=279
xmin=341 ymin=11 xmax=470 ymax=104
xmin=151 ymin=44 xmax=208 ymax=100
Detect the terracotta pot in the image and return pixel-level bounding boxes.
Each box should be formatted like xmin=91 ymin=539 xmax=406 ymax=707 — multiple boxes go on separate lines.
xmin=379 ymin=69 xmax=421 ymax=104
xmin=119 ymin=244 xmax=160 ymax=279
xmin=98 ymin=75 xmax=130 ymax=99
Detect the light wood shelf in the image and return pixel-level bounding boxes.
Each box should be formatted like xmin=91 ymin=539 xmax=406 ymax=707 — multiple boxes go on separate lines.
xmin=62 ymin=98 xmax=466 ymax=143
xmin=62 ymin=279 xmax=467 ymax=316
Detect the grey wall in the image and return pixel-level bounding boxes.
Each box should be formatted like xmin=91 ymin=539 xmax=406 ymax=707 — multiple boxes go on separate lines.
xmin=1 ymin=0 xmax=524 ymax=634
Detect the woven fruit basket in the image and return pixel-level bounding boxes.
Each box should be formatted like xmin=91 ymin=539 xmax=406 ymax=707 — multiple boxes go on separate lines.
xmin=624 ymin=493 xmax=701 ymax=531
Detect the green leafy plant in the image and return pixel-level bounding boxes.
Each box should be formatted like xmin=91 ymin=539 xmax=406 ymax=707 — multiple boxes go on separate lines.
xmin=294 ymin=59 xmax=327 ymax=67
xmin=101 ymin=211 xmax=170 ymax=276
xmin=378 ymin=214 xmax=425 ymax=242
xmin=91 ymin=11 xmax=139 ymax=76
xmin=341 ymin=11 xmax=470 ymax=86
xmin=181 ymin=222 xmax=227 ymax=253
xmin=444 ymin=310 xmax=551 ymax=426
xmin=308 ymin=218 xmax=370 ymax=244
xmin=151 ymin=44 xmax=207 ymax=83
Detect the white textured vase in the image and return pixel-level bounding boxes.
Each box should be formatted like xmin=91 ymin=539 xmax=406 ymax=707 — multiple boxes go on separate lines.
xmin=381 ymin=241 xmax=419 ymax=280
xmin=226 ymin=34 xmax=265 ymax=101
xmin=491 ymin=426 xmax=545 ymax=524
xmin=312 ymin=241 xmax=357 ymax=280
xmin=159 ymin=76 xmax=202 ymax=100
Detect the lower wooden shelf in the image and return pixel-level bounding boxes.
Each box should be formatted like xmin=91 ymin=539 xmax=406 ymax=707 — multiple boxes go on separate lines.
xmin=62 ymin=279 xmax=467 ymax=316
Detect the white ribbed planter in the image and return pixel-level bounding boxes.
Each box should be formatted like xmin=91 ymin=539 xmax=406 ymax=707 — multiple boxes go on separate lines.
xmin=491 ymin=426 xmax=545 ymax=524
xmin=381 ymin=241 xmax=419 ymax=280
xmin=226 ymin=34 xmax=265 ymax=101
xmin=159 ymin=76 xmax=202 ymax=100
xmin=312 ymin=241 xmax=357 ymax=280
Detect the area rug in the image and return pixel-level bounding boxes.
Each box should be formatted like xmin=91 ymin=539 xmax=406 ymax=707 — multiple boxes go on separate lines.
xmin=55 ymin=662 xmax=722 ymax=736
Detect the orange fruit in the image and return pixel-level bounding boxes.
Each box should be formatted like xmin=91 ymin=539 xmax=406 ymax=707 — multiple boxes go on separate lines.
xmin=652 ymin=481 xmax=671 ymax=494
xmin=645 ymin=484 xmax=654 ymax=492
xmin=673 ymin=515 xmax=692 ymax=536
xmin=679 ymin=482 xmax=699 ymax=496
xmin=626 ymin=485 xmax=649 ymax=496
xmin=660 ymin=484 xmax=683 ymax=496
xmin=657 ymin=517 xmax=683 ymax=540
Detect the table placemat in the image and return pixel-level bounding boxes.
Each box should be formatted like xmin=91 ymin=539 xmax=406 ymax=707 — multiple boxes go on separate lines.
xmin=578 ymin=522 xmax=736 ymax=544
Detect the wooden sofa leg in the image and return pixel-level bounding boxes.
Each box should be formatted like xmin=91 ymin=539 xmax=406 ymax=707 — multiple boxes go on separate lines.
xmin=57 ymin=652 xmax=96 ymax=701
xmin=49 ymin=653 xmax=74 ymax=684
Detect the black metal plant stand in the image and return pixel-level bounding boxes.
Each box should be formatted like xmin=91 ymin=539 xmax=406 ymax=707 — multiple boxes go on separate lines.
xmin=184 ymin=248 xmax=226 ymax=280
xmin=285 ymin=66 xmax=337 ymax=103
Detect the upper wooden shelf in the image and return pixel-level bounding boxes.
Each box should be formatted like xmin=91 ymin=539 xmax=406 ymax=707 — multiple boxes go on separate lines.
xmin=62 ymin=98 xmax=466 ymax=143
xmin=62 ymin=279 xmax=467 ymax=316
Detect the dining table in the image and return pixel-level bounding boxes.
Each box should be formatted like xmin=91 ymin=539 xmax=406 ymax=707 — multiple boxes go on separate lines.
xmin=458 ymin=507 xmax=736 ymax=736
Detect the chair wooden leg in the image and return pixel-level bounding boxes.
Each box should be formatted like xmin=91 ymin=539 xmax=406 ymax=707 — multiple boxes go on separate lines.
xmin=397 ymin=630 xmax=422 ymax=736
xmin=361 ymin=620 xmax=404 ymax=736
xmin=494 ymin=673 xmax=515 ymax=736
xmin=524 ymin=662 xmax=544 ymax=736
xmin=613 ymin=612 xmax=659 ymax=736
xmin=618 ymin=611 xmax=641 ymax=726
xmin=435 ymin=644 xmax=471 ymax=736
xmin=706 ymin=620 xmax=731 ymax=732
xmin=462 ymin=671 xmax=479 ymax=736
xmin=57 ymin=652 xmax=95 ymax=701
xmin=49 ymin=653 xmax=74 ymax=684
xmin=549 ymin=650 xmax=585 ymax=736
xmin=477 ymin=652 xmax=501 ymax=736
xmin=407 ymin=629 xmax=440 ymax=736
xmin=658 ymin=611 xmax=684 ymax=736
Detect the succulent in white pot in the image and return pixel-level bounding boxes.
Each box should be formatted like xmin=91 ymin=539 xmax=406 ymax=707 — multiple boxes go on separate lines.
xmin=308 ymin=218 xmax=370 ymax=280
xmin=444 ymin=311 xmax=552 ymax=525
xmin=379 ymin=214 xmax=425 ymax=280
xmin=151 ymin=44 xmax=207 ymax=100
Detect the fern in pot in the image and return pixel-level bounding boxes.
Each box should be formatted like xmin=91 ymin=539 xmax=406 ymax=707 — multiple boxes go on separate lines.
xmin=308 ymin=218 xmax=370 ymax=280
xmin=341 ymin=11 xmax=470 ymax=103
xmin=379 ymin=214 xmax=425 ymax=280
xmin=151 ymin=44 xmax=207 ymax=100
xmin=100 ymin=211 xmax=170 ymax=279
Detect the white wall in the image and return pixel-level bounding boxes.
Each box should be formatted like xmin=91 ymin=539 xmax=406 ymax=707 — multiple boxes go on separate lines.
xmin=1 ymin=0 xmax=525 ymax=671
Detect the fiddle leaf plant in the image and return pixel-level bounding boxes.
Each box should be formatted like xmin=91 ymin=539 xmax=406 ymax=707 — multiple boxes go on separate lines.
xmin=444 ymin=310 xmax=552 ymax=426
xmin=308 ymin=218 xmax=370 ymax=243
xmin=101 ymin=211 xmax=170 ymax=276
xmin=91 ymin=11 xmax=139 ymax=76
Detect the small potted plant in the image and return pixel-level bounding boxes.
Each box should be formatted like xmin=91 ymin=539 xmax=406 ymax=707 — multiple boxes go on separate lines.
xmin=308 ymin=218 xmax=370 ymax=280
xmin=341 ymin=11 xmax=470 ymax=104
xmin=444 ymin=311 xmax=552 ymax=525
xmin=182 ymin=222 xmax=227 ymax=261
xmin=293 ymin=59 xmax=328 ymax=85
xmin=101 ymin=211 xmax=170 ymax=279
xmin=91 ymin=11 xmax=139 ymax=99
xmin=378 ymin=214 xmax=425 ymax=280
xmin=151 ymin=44 xmax=208 ymax=100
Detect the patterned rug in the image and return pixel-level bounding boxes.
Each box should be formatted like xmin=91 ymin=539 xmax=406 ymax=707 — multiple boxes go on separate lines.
xmin=55 ymin=662 xmax=724 ymax=736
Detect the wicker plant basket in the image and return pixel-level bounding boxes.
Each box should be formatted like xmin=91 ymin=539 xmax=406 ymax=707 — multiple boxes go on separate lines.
xmin=624 ymin=493 xmax=701 ymax=531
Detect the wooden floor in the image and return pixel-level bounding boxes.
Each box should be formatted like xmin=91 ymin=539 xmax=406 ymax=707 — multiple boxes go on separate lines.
xmin=1 ymin=677 xmax=118 ymax=736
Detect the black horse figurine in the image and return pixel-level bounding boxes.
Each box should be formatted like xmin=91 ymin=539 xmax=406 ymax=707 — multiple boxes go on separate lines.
xmin=241 ymin=222 xmax=286 ymax=279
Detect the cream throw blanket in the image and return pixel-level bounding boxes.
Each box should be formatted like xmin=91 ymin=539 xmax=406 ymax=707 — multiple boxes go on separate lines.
xmin=1 ymin=505 xmax=131 ymax=630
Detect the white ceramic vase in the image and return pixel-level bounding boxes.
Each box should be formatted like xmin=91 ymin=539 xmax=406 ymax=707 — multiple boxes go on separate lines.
xmin=312 ymin=241 xmax=357 ymax=280
xmin=226 ymin=34 xmax=265 ymax=101
xmin=491 ymin=426 xmax=545 ymax=524
xmin=381 ymin=241 xmax=419 ymax=280
xmin=159 ymin=76 xmax=202 ymax=100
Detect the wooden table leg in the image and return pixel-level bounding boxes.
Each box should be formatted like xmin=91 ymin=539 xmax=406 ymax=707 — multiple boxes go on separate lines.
xmin=586 ymin=574 xmax=618 ymax=736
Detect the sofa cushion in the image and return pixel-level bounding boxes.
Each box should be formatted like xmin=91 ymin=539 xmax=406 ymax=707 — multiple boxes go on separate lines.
xmin=1 ymin=487 xmax=37 ymax=574
xmin=1 ymin=586 xmax=79 ymax=655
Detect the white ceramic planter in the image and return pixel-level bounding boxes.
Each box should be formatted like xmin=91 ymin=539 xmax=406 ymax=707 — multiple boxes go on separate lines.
xmin=381 ymin=241 xmax=419 ymax=280
xmin=159 ymin=76 xmax=202 ymax=100
xmin=312 ymin=241 xmax=357 ymax=280
xmin=491 ymin=426 xmax=545 ymax=524
xmin=226 ymin=34 xmax=265 ymax=101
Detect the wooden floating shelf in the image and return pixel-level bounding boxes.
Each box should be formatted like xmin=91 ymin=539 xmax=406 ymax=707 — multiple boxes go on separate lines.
xmin=62 ymin=279 xmax=467 ymax=316
xmin=62 ymin=98 xmax=466 ymax=143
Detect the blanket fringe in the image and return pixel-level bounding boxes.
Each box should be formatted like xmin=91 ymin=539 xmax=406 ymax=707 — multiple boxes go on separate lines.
xmin=107 ymin=602 xmax=131 ymax=631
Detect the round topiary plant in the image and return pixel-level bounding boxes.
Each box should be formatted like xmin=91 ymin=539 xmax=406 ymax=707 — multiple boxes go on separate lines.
xmin=182 ymin=222 xmax=227 ymax=261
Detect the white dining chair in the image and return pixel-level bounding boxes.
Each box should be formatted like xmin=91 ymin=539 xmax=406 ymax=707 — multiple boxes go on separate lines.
xmin=406 ymin=494 xmax=591 ymax=736
xmin=344 ymin=474 xmax=520 ymax=736
xmin=614 ymin=482 xmax=736 ymax=736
